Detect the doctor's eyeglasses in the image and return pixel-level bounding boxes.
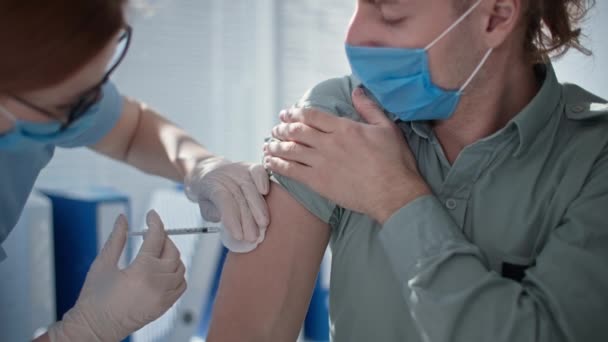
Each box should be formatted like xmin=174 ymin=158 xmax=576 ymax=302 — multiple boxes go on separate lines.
xmin=10 ymin=25 xmax=133 ymax=130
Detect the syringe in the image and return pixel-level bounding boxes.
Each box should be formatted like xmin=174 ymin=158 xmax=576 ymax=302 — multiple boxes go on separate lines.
xmin=128 ymin=226 xmax=221 ymax=237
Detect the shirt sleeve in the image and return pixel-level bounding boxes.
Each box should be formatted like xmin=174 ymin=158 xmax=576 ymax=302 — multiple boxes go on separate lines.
xmin=56 ymin=81 xmax=124 ymax=148
xmin=271 ymin=76 xmax=361 ymax=226
xmin=378 ymin=150 xmax=608 ymax=341
xmin=0 ymin=245 xmax=6 ymax=263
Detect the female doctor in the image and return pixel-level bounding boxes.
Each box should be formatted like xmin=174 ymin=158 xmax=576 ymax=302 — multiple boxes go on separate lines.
xmin=0 ymin=1 xmax=269 ymax=341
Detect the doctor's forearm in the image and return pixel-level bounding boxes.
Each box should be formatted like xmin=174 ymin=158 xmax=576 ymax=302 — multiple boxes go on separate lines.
xmin=124 ymin=104 xmax=215 ymax=182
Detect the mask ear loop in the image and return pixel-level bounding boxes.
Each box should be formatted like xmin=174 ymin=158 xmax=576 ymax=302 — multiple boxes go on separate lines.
xmin=425 ymin=0 xmax=484 ymax=51
xmin=459 ymin=48 xmax=493 ymax=92
xmin=458 ymin=2 xmax=514 ymax=92
xmin=421 ymin=0 xmax=492 ymax=93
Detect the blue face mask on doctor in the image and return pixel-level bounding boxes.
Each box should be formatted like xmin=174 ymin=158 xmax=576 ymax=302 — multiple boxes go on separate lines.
xmin=345 ymin=0 xmax=493 ymax=122
xmin=0 ymin=95 xmax=101 ymax=151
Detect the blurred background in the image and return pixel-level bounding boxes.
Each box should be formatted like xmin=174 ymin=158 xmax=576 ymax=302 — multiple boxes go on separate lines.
xmin=1 ymin=0 xmax=606 ymax=341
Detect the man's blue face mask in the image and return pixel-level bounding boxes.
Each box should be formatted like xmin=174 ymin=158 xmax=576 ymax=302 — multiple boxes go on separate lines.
xmin=345 ymin=0 xmax=493 ymax=122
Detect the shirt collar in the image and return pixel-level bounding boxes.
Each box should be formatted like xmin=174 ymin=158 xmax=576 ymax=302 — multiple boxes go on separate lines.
xmin=511 ymin=63 xmax=563 ymax=156
xmin=401 ymin=63 xmax=562 ymax=155
xmin=407 ymin=120 xmax=432 ymax=139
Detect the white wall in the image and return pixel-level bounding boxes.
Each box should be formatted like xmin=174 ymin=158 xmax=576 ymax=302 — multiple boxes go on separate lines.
xmin=553 ymin=1 xmax=607 ymax=99
xmin=276 ymin=0 xmax=355 ymax=107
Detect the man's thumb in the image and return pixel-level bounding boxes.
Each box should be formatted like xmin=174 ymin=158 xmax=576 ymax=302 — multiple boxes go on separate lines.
xmin=352 ymin=87 xmax=390 ymax=125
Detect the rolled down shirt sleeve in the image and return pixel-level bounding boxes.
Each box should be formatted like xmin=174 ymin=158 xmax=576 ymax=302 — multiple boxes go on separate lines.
xmin=379 ymin=149 xmax=608 ymax=342
xmin=271 ymin=76 xmax=363 ymax=227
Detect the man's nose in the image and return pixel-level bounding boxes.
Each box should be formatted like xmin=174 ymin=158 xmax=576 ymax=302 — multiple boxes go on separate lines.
xmin=345 ymin=8 xmax=367 ymax=46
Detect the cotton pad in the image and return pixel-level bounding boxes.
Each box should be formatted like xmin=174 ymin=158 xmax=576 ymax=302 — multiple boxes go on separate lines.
xmin=220 ymin=226 xmax=267 ymax=253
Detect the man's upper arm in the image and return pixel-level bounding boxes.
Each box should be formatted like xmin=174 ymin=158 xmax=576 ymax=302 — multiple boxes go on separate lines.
xmin=208 ymin=76 xmax=356 ymax=341
xmin=207 ymin=182 xmax=331 ymax=341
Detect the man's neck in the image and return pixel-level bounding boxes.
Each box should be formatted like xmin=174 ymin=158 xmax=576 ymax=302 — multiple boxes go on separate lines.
xmin=432 ymin=60 xmax=540 ymax=164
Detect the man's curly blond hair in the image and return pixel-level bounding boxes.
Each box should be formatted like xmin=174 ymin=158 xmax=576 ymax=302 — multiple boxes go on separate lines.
xmin=525 ymin=0 xmax=595 ymax=62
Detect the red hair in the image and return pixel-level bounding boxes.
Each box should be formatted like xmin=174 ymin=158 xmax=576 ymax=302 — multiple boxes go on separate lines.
xmin=0 ymin=0 xmax=127 ymax=93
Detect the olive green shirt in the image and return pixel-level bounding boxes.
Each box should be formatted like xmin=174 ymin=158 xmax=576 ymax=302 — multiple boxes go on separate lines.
xmin=272 ymin=64 xmax=608 ymax=342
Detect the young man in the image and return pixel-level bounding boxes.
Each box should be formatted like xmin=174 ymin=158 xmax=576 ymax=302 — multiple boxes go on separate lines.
xmin=209 ymin=0 xmax=607 ymax=341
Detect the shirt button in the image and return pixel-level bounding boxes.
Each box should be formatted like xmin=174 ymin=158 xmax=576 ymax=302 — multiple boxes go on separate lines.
xmin=445 ymin=198 xmax=457 ymax=210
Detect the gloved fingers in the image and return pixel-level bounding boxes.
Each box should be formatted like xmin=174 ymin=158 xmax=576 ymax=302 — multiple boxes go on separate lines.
xmin=138 ymin=210 xmax=167 ymax=258
xmin=146 ymin=209 xmax=166 ymax=230
xmin=141 ymin=256 xmax=181 ymax=274
xmin=240 ymin=182 xmax=270 ymax=229
xmin=159 ymin=257 xmax=183 ymax=274
xmin=100 ymin=214 xmax=129 ymax=266
xmin=184 ymin=168 xmax=205 ymax=202
xmin=257 ymin=226 xmax=267 ymax=244
xmin=163 ymin=280 xmax=187 ymax=308
xmin=173 ymin=262 xmax=186 ymax=290
xmin=213 ymin=186 xmax=244 ymax=241
xmin=160 ymin=235 xmax=181 ymax=261
xmin=234 ymin=185 xmax=259 ymax=243
xmin=249 ymin=164 xmax=270 ymax=195
xmin=150 ymin=262 xmax=186 ymax=291
xmin=174 ymin=260 xmax=186 ymax=280
xmin=199 ymin=199 xmax=221 ymax=222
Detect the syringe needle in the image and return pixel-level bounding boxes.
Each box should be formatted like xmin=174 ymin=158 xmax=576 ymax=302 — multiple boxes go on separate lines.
xmin=128 ymin=227 xmax=221 ymax=237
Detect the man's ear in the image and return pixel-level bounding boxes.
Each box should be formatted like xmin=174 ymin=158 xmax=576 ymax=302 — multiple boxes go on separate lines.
xmin=480 ymin=0 xmax=523 ymax=49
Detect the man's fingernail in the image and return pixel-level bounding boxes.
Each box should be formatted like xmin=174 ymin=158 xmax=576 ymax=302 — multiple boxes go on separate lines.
xmin=354 ymin=87 xmax=364 ymax=96
xmin=355 ymin=87 xmax=374 ymax=105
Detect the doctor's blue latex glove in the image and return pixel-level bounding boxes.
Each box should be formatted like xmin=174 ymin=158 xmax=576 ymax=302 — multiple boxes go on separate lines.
xmin=48 ymin=211 xmax=186 ymax=342
xmin=185 ymin=157 xmax=270 ymax=253
xmin=264 ymin=88 xmax=430 ymax=224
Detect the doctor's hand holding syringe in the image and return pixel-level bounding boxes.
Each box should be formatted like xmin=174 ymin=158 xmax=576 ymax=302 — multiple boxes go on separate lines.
xmin=43 ymin=210 xmax=186 ymax=342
